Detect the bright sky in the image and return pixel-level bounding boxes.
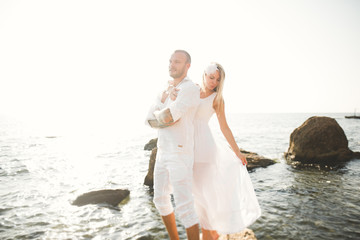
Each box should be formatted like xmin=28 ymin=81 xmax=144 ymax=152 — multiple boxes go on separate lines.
xmin=1 ymin=0 xmax=359 ymax=135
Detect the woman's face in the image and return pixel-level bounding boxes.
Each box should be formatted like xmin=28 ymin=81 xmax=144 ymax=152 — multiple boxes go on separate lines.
xmin=204 ymin=70 xmax=220 ymax=91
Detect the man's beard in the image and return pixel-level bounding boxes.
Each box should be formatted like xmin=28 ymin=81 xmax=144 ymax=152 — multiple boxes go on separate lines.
xmin=169 ymin=66 xmax=186 ymax=79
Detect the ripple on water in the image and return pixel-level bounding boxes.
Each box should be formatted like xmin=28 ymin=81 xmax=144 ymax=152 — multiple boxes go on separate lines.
xmin=0 ymin=158 xmax=30 ymax=177
xmin=251 ymin=156 xmax=360 ymax=239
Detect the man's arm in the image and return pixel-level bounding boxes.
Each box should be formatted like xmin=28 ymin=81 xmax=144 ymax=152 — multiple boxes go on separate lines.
xmin=145 ymin=91 xmax=168 ymax=128
xmin=153 ymin=83 xmax=200 ymax=125
xmin=168 ymin=83 xmax=200 ymax=122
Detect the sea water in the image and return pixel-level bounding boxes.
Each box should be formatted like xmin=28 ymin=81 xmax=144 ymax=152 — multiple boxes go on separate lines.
xmin=0 ymin=113 xmax=359 ymax=239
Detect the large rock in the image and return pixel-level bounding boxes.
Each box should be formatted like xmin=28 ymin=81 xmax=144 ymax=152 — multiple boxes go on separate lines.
xmin=143 ymin=139 xmax=275 ymax=188
xmin=285 ymin=116 xmax=360 ymax=165
xmin=218 ymin=228 xmax=257 ymax=240
xmin=72 ymin=189 xmax=130 ymax=207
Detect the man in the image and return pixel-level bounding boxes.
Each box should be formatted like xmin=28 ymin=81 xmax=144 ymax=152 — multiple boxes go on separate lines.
xmin=146 ymin=50 xmax=200 ymax=239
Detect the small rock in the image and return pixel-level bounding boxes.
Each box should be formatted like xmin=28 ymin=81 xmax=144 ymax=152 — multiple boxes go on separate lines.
xmin=144 ymin=147 xmax=157 ymax=187
xmin=218 ymin=228 xmax=257 ymax=240
xmin=144 ymin=138 xmax=157 ymax=151
xmin=72 ymin=189 xmax=130 ymax=207
xmin=240 ymin=149 xmax=276 ymax=171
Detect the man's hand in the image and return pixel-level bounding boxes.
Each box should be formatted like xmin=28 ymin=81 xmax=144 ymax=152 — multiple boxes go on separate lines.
xmin=161 ymin=91 xmax=169 ymax=103
xmin=154 ymin=108 xmax=174 ymax=125
xmin=161 ymin=80 xmax=175 ymax=103
xmin=169 ymin=87 xmax=179 ymax=101
xmin=148 ymin=118 xmax=179 ymax=129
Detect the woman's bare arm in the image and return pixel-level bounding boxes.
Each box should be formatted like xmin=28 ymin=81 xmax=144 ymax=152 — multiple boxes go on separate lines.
xmin=215 ymin=103 xmax=247 ymax=165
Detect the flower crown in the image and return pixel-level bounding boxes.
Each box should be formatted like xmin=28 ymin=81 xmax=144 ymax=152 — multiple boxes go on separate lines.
xmin=204 ymin=63 xmax=218 ymax=75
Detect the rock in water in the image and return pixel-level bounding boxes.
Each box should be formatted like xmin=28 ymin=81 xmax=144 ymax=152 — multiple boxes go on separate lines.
xmin=144 ymin=138 xmax=157 ymax=151
xmin=218 ymin=228 xmax=257 ymax=240
xmin=240 ymin=149 xmax=276 ymax=171
xmin=285 ymin=116 xmax=360 ymax=165
xmin=144 ymin=147 xmax=157 ymax=187
xmin=73 ymin=189 xmax=130 ymax=207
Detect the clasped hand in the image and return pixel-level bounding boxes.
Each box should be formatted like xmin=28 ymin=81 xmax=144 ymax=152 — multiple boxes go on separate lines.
xmin=161 ymin=80 xmax=179 ymax=103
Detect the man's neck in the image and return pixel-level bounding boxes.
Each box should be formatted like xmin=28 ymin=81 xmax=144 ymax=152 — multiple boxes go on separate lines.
xmin=173 ymin=76 xmax=187 ymax=86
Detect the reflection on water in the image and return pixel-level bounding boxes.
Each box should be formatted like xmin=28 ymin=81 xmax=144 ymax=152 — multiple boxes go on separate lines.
xmin=0 ymin=113 xmax=359 ymax=239
xmin=251 ymin=159 xmax=360 ymax=240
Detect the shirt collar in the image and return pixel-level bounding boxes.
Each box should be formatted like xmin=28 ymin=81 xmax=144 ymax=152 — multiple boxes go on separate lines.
xmin=174 ymin=76 xmax=189 ymax=87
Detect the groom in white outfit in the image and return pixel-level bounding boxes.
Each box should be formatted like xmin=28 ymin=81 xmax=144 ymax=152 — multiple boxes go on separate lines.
xmin=146 ymin=50 xmax=200 ymax=239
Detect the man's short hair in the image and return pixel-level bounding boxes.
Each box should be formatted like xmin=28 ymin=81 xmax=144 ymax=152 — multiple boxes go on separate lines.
xmin=174 ymin=50 xmax=191 ymax=64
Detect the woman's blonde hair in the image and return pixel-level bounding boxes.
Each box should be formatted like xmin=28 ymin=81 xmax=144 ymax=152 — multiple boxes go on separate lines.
xmin=202 ymin=62 xmax=225 ymax=111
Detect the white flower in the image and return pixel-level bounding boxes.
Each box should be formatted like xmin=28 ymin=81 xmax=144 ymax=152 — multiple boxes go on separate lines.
xmin=204 ymin=63 xmax=218 ymax=75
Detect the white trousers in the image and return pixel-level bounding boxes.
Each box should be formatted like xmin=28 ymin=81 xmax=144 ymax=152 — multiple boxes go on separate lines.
xmin=153 ymin=151 xmax=198 ymax=228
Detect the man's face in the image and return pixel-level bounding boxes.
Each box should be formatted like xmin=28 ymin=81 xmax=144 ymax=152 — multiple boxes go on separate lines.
xmin=169 ymin=52 xmax=189 ymax=79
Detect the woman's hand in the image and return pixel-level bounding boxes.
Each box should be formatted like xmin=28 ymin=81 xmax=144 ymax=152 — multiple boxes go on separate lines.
xmin=236 ymin=151 xmax=247 ymax=165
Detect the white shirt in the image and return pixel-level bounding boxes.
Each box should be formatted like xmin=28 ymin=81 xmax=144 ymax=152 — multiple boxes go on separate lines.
xmin=147 ymin=78 xmax=200 ymax=154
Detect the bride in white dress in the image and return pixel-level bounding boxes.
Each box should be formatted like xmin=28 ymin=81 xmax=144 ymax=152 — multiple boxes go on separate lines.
xmin=172 ymin=62 xmax=261 ymax=239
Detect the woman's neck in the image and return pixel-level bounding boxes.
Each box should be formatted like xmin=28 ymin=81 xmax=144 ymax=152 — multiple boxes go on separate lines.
xmin=201 ymin=87 xmax=215 ymax=98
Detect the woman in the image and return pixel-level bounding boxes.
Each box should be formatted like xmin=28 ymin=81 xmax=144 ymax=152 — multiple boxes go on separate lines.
xmin=171 ymin=62 xmax=261 ymax=239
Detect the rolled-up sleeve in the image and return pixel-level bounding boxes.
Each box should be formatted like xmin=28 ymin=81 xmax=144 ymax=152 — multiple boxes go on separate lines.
xmin=168 ymin=84 xmax=199 ymax=122
xmin=145 ymin=92 xmax=167 ymax=126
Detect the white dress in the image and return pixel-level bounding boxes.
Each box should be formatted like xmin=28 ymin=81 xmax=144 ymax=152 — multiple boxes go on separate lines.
xmin=192 ymin=92 xmax=261 ymax=234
